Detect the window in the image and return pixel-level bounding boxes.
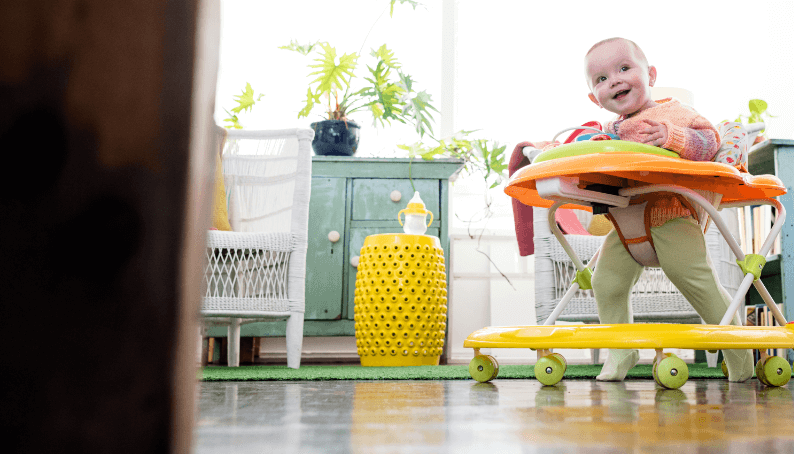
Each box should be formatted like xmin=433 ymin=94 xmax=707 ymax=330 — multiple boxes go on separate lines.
xmin=216 ymin=0 xmax=441 ymax=157
xmin=217 ymin=0 xmax=794 ymax=234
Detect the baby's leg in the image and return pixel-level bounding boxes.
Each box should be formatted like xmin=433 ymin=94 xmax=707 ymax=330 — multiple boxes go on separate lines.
xmin=654 ymin=217 xmax=753 ymax=382
xmin=592 ymin=229 xmax=644 ymax=381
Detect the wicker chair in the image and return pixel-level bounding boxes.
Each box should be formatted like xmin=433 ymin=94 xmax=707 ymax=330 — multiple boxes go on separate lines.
xmin=202 ymin=128 xmax=314 ymax=368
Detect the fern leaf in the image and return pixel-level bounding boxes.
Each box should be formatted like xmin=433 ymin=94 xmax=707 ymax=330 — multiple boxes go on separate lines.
xmin=390 ymin=0 xmax=422 ymax=17
xmin=396 ymin=72 xmax=440 ymax=137
xmin=403 ymin=89 xmax=438 ymax=138
xmin=298 ymin=88 xmax=321 ymax=118
xmin=371 ymin=44 xmax=401 ymax=69
xmin=230 ymin=83 xmax=262 ymax=114
xmin=279 ymin=39 xmax=319 ymax=56
xmin=222 ymin=109 xmax=243 ymax=129
xmin=363 ymin=61 xmax=405 ymax=123
xmin=308 ymin=43 xmax=358 ymax=95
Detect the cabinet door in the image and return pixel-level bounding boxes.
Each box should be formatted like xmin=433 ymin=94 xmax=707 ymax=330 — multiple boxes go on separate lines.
xmin=305 ymin=177 xmax=346 ymax=320
xmin=347 ymin=227 xmax=440 ymax=316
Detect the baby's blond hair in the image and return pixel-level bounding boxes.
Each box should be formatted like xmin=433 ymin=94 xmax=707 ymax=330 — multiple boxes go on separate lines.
xmin=585 ymin=37 xmax=649 ymax=68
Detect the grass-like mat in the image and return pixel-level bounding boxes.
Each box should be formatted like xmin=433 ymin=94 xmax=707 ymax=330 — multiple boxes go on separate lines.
xmin=200 ymin=363 xmax=765 ymax=382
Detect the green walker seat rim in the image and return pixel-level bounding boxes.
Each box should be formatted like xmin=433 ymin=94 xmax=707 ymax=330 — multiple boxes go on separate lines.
xmin=533 ymin=140 xmax=680 ymax=164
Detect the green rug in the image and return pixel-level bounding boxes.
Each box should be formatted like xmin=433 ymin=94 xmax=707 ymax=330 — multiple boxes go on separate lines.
xmin=200 ymin=363 xmax=757 ymax=382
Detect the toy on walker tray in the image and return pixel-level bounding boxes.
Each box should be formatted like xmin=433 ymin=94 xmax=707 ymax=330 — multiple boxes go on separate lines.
xmin=353 ymin=192 xmax=448 ymax=366
xmin=464 ymin=124 xmax=792 ymax=389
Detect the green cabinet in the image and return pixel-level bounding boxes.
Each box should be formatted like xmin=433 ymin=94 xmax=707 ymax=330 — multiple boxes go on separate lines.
xmin=211 ymin=156 xmax=463 ymax=338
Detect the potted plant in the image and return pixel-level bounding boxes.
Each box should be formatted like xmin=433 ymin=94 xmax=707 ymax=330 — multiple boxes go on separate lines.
xmin=735 ymin=99 xmax=775 ymax=144
xmin=280 ymin=0 xmax=436 ymax=156
xmin=219 ymin=1 xmax=509 ymax=195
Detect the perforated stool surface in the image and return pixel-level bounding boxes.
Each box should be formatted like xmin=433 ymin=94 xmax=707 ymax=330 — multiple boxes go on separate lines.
xmin=353 ymin=234 xmax=448 ymax=366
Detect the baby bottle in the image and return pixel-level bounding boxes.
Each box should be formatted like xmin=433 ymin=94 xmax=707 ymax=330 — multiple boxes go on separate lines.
xmin=398 ymin=191 xmax=433 ymax=235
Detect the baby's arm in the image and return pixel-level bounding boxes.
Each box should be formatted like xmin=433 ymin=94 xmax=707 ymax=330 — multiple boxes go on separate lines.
xmin=658 ymin=118 xmax=720 ymax=161
xmin=616 ymin=117 xmax=720 ymax=161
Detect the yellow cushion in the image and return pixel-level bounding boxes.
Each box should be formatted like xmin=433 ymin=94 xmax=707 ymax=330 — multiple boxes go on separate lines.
xmin=588 ymin=214 xmax=613 ymax=236
xmin=212 ymin=149 xmax=232 ymax=231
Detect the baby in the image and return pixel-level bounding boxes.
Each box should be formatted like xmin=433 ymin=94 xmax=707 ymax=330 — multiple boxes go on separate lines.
xmin=583 ymin=37 xmax=753 ymax=382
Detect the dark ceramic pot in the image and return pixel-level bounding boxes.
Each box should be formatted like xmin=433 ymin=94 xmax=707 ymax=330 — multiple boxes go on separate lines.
xmin=310 ymin=119 xmax=360 ymax=156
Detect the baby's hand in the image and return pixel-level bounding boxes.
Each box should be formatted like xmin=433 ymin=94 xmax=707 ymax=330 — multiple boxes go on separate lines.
xmin=637 ymin=119 xmax=668 ymax=147
xmin=618 ymin=119 xmax=668 ymax=147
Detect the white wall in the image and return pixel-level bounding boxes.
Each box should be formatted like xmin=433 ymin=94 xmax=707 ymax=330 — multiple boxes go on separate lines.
xmin=447 ymin=232 xmax=537 ymax=364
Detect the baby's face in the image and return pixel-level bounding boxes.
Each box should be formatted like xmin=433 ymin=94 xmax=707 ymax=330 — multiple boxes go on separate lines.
xmin=585 ymin=40 xmax=656 ymax=117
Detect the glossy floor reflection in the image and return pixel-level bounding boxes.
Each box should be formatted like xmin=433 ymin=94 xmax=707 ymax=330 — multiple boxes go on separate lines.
xmin=194 ymin=378 xmax=794 ymax=453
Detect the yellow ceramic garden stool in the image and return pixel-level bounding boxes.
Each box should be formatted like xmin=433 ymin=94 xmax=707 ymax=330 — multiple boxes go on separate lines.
xmin=353 ymin=192 xmax=448 ymax=366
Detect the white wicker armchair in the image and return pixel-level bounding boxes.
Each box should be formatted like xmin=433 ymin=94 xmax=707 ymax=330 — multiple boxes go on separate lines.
xmin=202 ymin=128 xmax=314 ymax=368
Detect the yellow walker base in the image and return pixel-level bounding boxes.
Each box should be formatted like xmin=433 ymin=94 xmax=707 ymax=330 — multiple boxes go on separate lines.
xmin=464 ymin=323 xmax=794 ymax=389
xmin=489 ymin=138 xmax=792 ymax=390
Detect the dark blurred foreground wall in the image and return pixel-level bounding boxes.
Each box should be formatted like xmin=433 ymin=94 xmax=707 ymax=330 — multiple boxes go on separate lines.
xmin=0 ymin=1 xmax=220 ymax=452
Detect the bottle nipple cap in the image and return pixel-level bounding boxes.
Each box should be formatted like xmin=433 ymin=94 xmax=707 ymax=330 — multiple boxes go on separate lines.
xmin=403 ymin=191 xmax=428 ymax=215
xmin=398 ymin=191 xmax=433 ymax=233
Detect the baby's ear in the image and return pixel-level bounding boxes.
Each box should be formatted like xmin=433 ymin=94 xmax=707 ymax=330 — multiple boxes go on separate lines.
xmin=588 ymin=93 xmax=601 ymax=107
xmin=648 ymin=66 xmax=657 ymax=87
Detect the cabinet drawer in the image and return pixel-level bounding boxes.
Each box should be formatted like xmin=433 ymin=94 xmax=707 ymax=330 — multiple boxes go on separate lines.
xmin=352 ymin=179 xmax=439 ymax=221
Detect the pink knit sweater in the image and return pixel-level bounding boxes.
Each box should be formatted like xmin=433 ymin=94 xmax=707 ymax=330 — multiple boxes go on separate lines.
xmin=606 ymin=98 xmax=721 ymax=227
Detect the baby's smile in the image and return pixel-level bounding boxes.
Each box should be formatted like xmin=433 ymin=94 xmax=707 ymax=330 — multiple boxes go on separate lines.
xmin=614 ymin=89 xmax=630 ymax=99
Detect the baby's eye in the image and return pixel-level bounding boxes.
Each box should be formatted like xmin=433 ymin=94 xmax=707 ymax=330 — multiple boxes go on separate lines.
xmin=620 ymin=66 xmax=629 ymax=71
xmin=597 ymin=76 xmax=607 ymax=83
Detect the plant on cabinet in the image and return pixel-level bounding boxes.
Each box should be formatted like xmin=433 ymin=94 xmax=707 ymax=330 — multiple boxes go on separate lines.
xmin=280 ymin=0 xmax=436 ymax=156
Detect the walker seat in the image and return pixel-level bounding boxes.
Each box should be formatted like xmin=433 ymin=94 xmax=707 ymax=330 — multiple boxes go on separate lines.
xmin=506 ymin=140 xmax=785 ymax=210
xmin=465 ymin=136 xmax=790 ymax=389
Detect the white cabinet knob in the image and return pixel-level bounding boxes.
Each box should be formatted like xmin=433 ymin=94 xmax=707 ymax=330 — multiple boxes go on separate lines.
xmin=390 ymin=190 xmax=402 ymax=202
xmin=328 ymin=231 xmax=340 ymax=243
xmin=350 ymin=255 xmax=360 ymax=268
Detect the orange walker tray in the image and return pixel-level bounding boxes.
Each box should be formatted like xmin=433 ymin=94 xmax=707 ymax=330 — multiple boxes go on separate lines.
xmin=464 ymin=140 xmax=790 ymax=389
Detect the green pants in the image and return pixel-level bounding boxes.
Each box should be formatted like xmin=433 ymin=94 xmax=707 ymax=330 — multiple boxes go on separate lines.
xmin=592 ymin=217 xmax=741 ymax=327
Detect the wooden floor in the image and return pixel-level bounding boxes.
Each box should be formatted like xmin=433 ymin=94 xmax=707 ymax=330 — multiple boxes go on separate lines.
xmin=194 ymin=378 xmax=794 ymax=453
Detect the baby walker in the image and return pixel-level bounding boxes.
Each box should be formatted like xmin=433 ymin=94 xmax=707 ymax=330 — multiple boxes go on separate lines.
xmin=464 ymin=124 xmax=792 ymax=389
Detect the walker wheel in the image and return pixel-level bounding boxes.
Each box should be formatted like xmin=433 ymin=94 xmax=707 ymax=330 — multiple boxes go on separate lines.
xmin=535 ymin=355 xmax=565 ymax=386
xmin=548 ymin=352 xmax=568 ymax=373
xmin=655 ymin=355 xmax=689 ymax=389
xmin=469 ymin=355 xmax=499 ymax=383
xmin=721 ymin=360 xmax=728 ymax=378
xmin=759 ymin=356 xmax=791 ymax=387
